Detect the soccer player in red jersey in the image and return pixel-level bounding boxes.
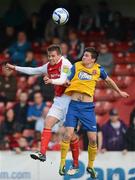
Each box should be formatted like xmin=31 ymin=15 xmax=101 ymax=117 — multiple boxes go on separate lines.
xmin=6 ymin=45 xmax=79 ymax=175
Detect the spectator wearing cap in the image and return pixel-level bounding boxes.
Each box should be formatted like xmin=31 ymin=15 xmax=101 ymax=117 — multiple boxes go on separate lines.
xmin=101 ymin=108 xmax=127 ymax=151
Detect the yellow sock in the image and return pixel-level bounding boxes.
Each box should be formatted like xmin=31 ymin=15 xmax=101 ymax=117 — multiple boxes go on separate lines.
xmin=88 ymin=144 xmax=97 ymax=168
xmin=60 ymin=140 xmax=70 ymax=167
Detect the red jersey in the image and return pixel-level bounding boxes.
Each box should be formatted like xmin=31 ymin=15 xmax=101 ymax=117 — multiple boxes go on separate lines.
xmin=47 ymin=60 xmax=66 ymax=96
xmin=15 ymin=56 xmax=72 ymax=97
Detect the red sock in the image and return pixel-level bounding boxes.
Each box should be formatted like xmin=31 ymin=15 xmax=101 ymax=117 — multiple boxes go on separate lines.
xmin=40 ymin=128 xmax=52 ymax=155
xmin=70 ymin=138 xmax=79 ymax=167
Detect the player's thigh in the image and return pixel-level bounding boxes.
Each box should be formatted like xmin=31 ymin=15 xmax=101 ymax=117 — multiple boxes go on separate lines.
xmin=64 ymin=102 xmax=78 ymax=129
xmin=47 ymin=95 xmax=71 ymax=123
xmin=47 ymin=104 xmax=64 ymax=122
xmin=44 ymin=116 xmax=59 ymax=128
xmin=80 ymin=106 xmax=97 ymax=132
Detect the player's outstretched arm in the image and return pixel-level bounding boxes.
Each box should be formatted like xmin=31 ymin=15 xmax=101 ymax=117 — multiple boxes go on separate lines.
xmin=105 ymin=76 xmax=129 ymax=98
xmin=6 ymin=63 xmax=47 ymax=75
xmin=6 ymin=63 xmax=15 ymax=70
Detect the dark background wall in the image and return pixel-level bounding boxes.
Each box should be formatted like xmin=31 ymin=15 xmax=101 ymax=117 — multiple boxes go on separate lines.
xmin=0 ymin=0 xmax=135 ymax=17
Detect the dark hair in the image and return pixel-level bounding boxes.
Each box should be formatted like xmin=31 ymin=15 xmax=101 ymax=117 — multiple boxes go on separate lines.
xmin=84 ymin=47 xmax=99 ymax=62
xmin=47 ymin=44 xmax=62 ymax=55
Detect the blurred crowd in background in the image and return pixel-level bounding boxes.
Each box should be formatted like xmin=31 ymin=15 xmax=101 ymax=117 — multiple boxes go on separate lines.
xmin=0 ymin=0 xmax=135 ymax=154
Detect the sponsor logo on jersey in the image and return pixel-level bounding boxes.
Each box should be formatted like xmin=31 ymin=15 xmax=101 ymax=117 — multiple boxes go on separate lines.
xmin=78 ymin=71 xmax=92 ymax=80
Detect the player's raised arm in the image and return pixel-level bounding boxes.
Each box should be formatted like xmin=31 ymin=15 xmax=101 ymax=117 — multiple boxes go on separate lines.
xmin=6 ymin=63 xmax=48 ymax=75
xmin=99 ymin=66 xmax=129 ymax=98
xmin=105 ymin=76 xmax=129 ymax=98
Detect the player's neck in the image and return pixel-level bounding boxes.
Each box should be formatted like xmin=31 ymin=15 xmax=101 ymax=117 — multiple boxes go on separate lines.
xmin=84 ymin=62 xmax=95 ymax=69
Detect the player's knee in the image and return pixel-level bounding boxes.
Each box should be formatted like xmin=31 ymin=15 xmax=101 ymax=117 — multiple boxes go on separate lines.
xmin=63 ymin=130 xmax=74 ymax=141
xmin=88 ymin=135 xmax=97 ymax=146
xmin=71 ymin=133 xmax=78 ymax=141
xmin=44 ymin=121 xmax=53 ymax=129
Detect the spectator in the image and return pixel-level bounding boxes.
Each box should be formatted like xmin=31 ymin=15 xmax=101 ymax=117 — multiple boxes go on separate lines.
xmin=35 ymin=106 xmax=50 ymax=133
xmin=48 ymin=131 xmax=61 ymax=151
xmin=13 ymin=92 xmax=28 ymax=132
xmin=97 ymin=123 xmax=103 ymax=152
xmin=39 ymin=1 xmax=58 ymax=26
xmin=26 ymin=12 xmax=44 ymax=41
xmin=23 ymin=50 xmax=37 ymax=67
xmin=14 ymin=136 xmax=30 ymax=154
xmin=107 ymin=11 xmax=127 ymax=41
xmin=51 ymin=37 xmax=61 ymax=45
xmin=78 ymin=6 xmax=94 ymax=33
xmin=4 ymin=31 xmax=31 ymax=66
xmin=68 ymin=30 xmax=85 ymax=62
xmin=0 ymin=26 xmax=16 ymax=52
xmin=37 ymin=76 xmax=54 ymax=102
xmin=97 ymin=42 xmax=114 ymax=75
xmin=0 ymin=64 xmax=17 ymax=102
xmin=102 ymin=108 xmax=127 ymax=151
xmin=44 ymin=18 xmax=66 ymax=42
xmin=40 ymin=51 xmax=49 ymax=65
xmin=95 ymin=1 xmax=112 ymax=31
xmin=3 ymin=0 xmax=26 ymax=29
xmin=60 ymin=42 xmax=74 ymax=64
xmin=26 ymin=91 xmax=46 ymax=130
xmin=67 ymin=0 xmax=81 ymax=27
xmin=125 ymin=108 xmax=135 ymax=151
xmin=0 ymin=109 xmax=16 ymax=136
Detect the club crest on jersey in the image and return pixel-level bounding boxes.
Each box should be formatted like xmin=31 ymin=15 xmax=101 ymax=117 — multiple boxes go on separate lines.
xmin=63 ymin=66 xmax=69 ymax=74
xmin=78 ymin=71 xmax=92 ymax=80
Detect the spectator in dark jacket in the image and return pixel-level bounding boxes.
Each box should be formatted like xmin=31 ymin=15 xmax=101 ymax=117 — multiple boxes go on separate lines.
xmin=0 ymin=109 xmax=16 ymax=136
xmin=14 ymin=92 xmax=28 ymax=132
xmin=106 ymin=11 xmax=127 ymax=41
xmin=0 ymin=26 xmax=16 ymax=52
xmin=125 ymin=108 xmax=135 ymax=151
xmin=60 ymin=42 xmax=74 ymax=64
xmin=102 ymin=108 xmax=127 ymax=151
xmin=0 ymin=64 xmax=17 ymax=102
xmin=68 ymin=30 xmax=85 ymax=62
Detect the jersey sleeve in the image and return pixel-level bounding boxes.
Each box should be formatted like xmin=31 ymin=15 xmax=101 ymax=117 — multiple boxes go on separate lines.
xmin=100 ymin=66 xmax=108 ymax=80
xmin=67 ymin=65 xmax=75 ymax=80
xmin=51 ymin=58 xmax=72 ymax=85
xmin=15 ymin=64 xmax=48 ymax=75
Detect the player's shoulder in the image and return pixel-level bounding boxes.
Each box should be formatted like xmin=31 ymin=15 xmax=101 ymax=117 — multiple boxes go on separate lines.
xmin=94 ymin=63 xmax=101 ymax=68
xmin=74 ymin=61 xmax=82 ymax=66
xmin=61 ymin=56 xmax=72 ymax=67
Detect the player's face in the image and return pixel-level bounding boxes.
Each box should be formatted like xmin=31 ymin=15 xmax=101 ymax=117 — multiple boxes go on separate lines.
xmin=82 ymin=52 xmax=95 ymax=66
xmin=48 ymin=50 xmax=61 ymax=65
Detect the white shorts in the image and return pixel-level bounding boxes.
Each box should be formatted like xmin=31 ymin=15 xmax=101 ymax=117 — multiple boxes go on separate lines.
xmin=47 ymin=94 xmax=71 ymax=123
